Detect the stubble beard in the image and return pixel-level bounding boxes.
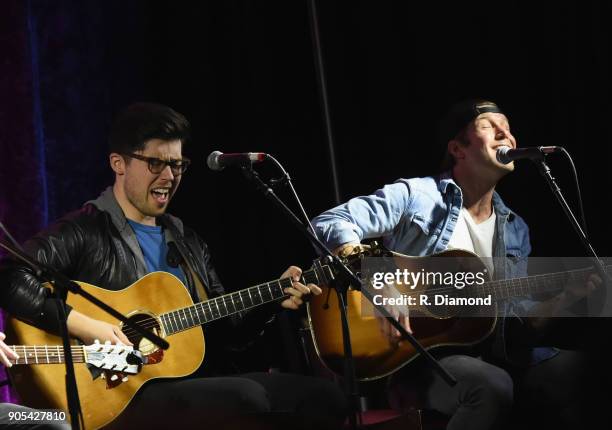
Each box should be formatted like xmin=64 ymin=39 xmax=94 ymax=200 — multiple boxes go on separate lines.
xmin=126 ymin=188 xmax=168 ymax=219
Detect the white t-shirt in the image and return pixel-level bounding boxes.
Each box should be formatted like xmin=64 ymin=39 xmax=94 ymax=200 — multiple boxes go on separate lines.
xmin=447 ymin=207 xmax=496 ymax=275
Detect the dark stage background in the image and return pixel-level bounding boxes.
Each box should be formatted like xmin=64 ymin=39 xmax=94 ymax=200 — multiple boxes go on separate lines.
xmin=1 ymin=0 xmax=610 ymax=402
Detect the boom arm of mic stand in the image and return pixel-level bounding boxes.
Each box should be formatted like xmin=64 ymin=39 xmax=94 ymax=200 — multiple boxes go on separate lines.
xmin=240 ymin=167 xmax=457 ymax=387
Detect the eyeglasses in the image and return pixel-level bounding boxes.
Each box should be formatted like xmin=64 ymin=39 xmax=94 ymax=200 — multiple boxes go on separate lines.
xmin=122 ymin=153 xmax=191 ymax=176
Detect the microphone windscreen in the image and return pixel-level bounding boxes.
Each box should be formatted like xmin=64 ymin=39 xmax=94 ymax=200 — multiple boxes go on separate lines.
xmin=206 ymin=151 xmax=223 ymax=171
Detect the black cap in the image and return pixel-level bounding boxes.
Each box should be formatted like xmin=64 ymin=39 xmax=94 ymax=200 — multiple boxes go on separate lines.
xmin=437 ymin=99 xmax=504 ymax=146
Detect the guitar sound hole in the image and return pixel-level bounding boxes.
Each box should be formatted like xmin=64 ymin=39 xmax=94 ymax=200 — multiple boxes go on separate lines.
xmin=124 ymin=313 xmax=163 ymax=358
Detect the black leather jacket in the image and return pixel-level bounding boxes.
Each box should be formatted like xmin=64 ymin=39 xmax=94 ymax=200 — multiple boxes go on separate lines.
xmin=0 ymin=188 xmax=275 ymax=371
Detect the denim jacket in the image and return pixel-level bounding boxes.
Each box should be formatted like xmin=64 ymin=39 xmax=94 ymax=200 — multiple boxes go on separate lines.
xmin=312 ymin=172 xmax=556 ymax=365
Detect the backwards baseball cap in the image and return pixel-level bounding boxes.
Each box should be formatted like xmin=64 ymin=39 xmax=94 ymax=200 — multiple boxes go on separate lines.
xmin=437 ymin=99 xmax=504 ymax=146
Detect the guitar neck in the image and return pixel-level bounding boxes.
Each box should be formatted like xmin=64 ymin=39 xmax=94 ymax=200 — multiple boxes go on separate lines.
xmin=160 ymin=262 xmax=332 ymax=336
xmin=9 ymin=345 xmax=86 ymax=365
xmin=484 ymin=265 xmax=607 ymax=300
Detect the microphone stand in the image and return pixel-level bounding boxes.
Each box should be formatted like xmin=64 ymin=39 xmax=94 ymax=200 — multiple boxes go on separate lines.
xmin=533 ymin=158 xmax=612 ymax=306
xmin=0 ymin=223 xmax=169 ymax=430
xmin=240 ymin=165 xmax=457 ymax=430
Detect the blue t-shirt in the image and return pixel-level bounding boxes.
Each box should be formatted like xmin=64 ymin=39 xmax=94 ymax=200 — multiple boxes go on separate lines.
xmin=127 ymin=220 xmax=187 ymax=285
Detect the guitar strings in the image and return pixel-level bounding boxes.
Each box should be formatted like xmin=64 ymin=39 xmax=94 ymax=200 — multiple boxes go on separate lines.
xmin=118 ymin=291 xmax=292 ymax=339
xmin=69 ymin=270 xmax=317 ymax=341
xmin=118 ymin=285 xmax=293 ymax=339
xmin=9 ymin=346 xmax=86 ymax=364
xmin=116 ymin=270 xmax=581 ymax=338
xmin=64 ymin=267 xmax=594 ymax=343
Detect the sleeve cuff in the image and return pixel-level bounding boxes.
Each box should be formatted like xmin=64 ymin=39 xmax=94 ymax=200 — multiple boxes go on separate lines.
xmin=39 ymin=299 xmax=73 ymax=336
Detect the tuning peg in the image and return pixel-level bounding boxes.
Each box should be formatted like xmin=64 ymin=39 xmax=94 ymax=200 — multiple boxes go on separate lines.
xmin=110 ymin=374 xmax=119 ymax=381
xmin=100 ymin=373 xmax=106 ymax=380
xmin=94 ymin=339 xmax=100 ymax=344
xmin=105 ymin=340 xmax=111 ymax=345
xmin=122 ymin=376 xmax=129 ymax=382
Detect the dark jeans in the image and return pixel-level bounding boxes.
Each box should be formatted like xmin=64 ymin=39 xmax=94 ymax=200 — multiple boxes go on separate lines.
xmin=109 ymin=372 xmax=348 ymax=429
xmin=388 ymin=355 xmax=513 ymax=430
xmin=507 ymin=317 xmax=612 ymax=429
xmin=508 ymin=350 xmax=598 ymax=430
xmin=388 ymin=318 xmax=611 ymax=430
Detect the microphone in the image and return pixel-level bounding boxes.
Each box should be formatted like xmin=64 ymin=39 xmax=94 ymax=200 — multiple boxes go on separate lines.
xmin=496 ymin=146 xmax=561 ymax=164
xmin=206 ymin=151 xmax=267 ymax=171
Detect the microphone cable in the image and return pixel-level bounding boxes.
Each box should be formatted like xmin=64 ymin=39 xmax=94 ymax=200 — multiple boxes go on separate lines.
xmin=559 ymin=147 xmax=590 ymax=240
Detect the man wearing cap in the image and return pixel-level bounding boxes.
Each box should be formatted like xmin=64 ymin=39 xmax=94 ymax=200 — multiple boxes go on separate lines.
xmin=310 ymin=100 xmax=593 ymax=429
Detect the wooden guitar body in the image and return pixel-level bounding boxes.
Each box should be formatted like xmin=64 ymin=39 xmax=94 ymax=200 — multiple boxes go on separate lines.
xmin=306 ymin=248 xmax=497 ymax=381
xmin=6 ymin=272 xmax=205 ymax=429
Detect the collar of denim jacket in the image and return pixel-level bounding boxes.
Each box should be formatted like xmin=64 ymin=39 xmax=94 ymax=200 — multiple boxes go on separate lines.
xmin=437 ymin=171 xmax=516 ymax=221
xmin=492 ymin=191 xmax=515 ymax=221
xmin=437 ymin=171 xmax=461 ymax=196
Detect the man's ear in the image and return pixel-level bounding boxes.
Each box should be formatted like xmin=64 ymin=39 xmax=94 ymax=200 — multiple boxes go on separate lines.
xmin=447 ymin=139 xmax=466 ymax=162
xmin=109 ymin=153 xmax=125 ymax=175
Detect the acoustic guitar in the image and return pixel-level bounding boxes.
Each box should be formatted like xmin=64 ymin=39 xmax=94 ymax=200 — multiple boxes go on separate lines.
xmin=6 ymin=266 xmax=331 ymax=429
xmin=306 ymin=244 xmax=607 ymax=381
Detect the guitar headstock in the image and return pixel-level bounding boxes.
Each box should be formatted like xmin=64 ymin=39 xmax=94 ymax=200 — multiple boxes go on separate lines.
xmin=83 ymin=342 xmax=141 ymax=375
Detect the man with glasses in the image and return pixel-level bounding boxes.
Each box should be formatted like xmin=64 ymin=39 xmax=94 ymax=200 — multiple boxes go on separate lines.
xmin=0 ymin=103 xmax=347 ymax=429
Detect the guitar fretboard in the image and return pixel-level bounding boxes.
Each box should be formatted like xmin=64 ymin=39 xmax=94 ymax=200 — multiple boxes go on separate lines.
xmin=477 ymin=265 xmax=611 ymax=300
xmin=160 ymin=262 xmax=332 ymax=336
xmin=9 ymin=345 xmax=86 ymax=365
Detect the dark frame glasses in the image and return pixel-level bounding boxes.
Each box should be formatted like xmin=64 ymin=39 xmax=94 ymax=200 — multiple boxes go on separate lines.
xmin=122 ymin=153 xmax=191 ymax=175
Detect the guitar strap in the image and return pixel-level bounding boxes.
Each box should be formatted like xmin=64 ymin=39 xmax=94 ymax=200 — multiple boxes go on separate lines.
xmin=184 ymin=263 xmax=209 ymax=302
xmin=161 ymin=218 xmax=209 ymax=302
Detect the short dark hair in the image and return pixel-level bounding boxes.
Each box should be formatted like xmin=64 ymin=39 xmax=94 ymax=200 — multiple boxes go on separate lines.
xmin=109 ymin=102 xmax=190 ymax=154
xmin=438 ymin=99 xmax=504 ymax=170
